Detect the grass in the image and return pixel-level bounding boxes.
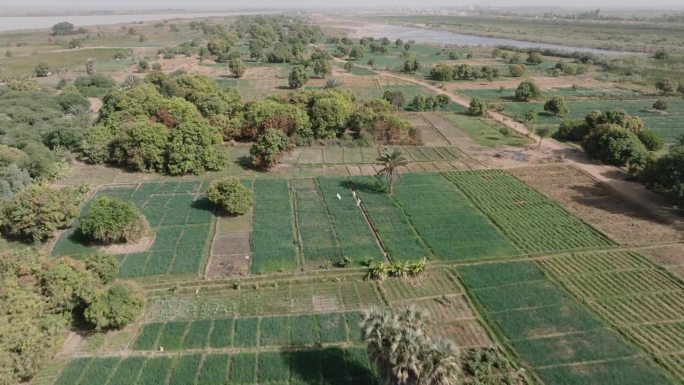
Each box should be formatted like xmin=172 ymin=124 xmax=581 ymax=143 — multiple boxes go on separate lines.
xmin=78 ymin=357 xmax=120 ymax=385
xmin=318 ymin=313 xmax=348 ymax=343
xmin=392 ymin=173 xmax=518 ymax=261
xmin=260 ymin=316 xmax=291 ymax=346
xmin=137 ymin=357 xmax=172 ymax=385
xmin=460 ymin=86 xmax=644 ymax=102
xmin=196 ymin=354 xmax=229 ymax=385
xmin=258 ymin=352 xmax=291 ymax=383
xmin=442 ymin=170 xmax=615 ymax=254
xmin=169 ymin=354 xmax=202 ymax=385
xmin=234 ymin=317 xmax=259 ymax=347
xmin=107 ymin=357 xmax=145 ymax=385
xmin=440 ymin=112 xmax=530 ymax=147
xmin=208 ymin=318 xmax=233 ymax=348
xmin=536 ymin=358 xmax=675 ymax=385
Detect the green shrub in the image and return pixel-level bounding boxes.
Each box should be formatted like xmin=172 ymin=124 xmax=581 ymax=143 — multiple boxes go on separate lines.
xmin=515 ymin=80 xmax=541 ymax=101
xmin=79 ymin=196 xmax=148 ymax=244
xmin=85 ymin=254 xmax=120 ymax=284
xmin=2 ymin=185 xmax=82 ymax=242
xmin=206 ymin=177 xmax=254 ymax=215
xmin=34 ymin=62 xmax=50 ymax=77
xmin=556 ymin=119 xmax=589 ymax=141
xmin=74 ymin=74 xmax=117 ymax=97
xmin=249 ymin=129 xmax=293 ymax=169
xmin=637 ymin=129 xmax=664 ymax=151
xmin=543 ymin=96 xmax=569 ymax=116
xmin=467 ymin=98 xmax=488 ymax=116
xmin=652 ymin=98 xmax=669 ymax=111
xmin=84 ymin=283 xmax=145 ymax=329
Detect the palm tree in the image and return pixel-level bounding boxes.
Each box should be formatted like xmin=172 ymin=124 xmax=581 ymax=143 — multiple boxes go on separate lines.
xmin=421 ymin=339 xmax=461 ymax=385
xmin=376 ymin=148 xmax=408 ymax=195
xmin=361 ymin=307 xmax=460 ymax=385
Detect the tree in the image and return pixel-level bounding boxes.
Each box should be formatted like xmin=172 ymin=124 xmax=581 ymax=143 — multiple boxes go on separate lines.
xmin=344 ymin=61 xmax=354 ymax=72
xmin=137 ymin=60 xmax=149 ymax=73
xmin=2 ymin=185 xmax=82 ymax=243
xmin=312 ymin=59 xmax=332 ymax=78
xmin=51 ymin=21 xmax=75 ymax=35
xmin=113 ymin=120 xmax=169 ymax=172
xmin=349 ymin=46 xmax=365 ymax=60
xmin=84 ymin=283 xmax=145 ymax=329
xmin=403 ymin=59 xmax=420 ymax=74
xmin=653 ymin=98 xmax=669 ymax=111
xmin=228 ymin=57 xmax=246 ymax=78
xmin=637 ymin=129 xmax=664 ymax=151
xmin=509 ymin=64 xmax=527 ymax=77
xmin=249 ymin=129 xmax=293 ymax=169
xmin=288 ymin=66 xmax=308 ymax=89
xmin=207 ymin=177 xmax=254 ymax=215
xmin=638 ymin=136 xmax=684 ymax=207
xmin=362 ymin=307 xmax=461 ymax=385
xmin=536 ymin=127 xmax=551 ymax=149
xmin=79 ymin=196 xmax=148 ymax=244
xmin=527 ymin=51 xmax=544 ymax=64
xmin=654 ymin=49 xmax=670 ymax=60
xmin=395 ymin=38 xmax=403 ymax=47
xmin=584 ymin=126 xmax=648 ymax=166
xmin=376 ymin=148 xmax=408 ymax=195
xmin=655 ymin=78 xmax=678 ymax=95
xmin=467 ymin=98 xmax=488 ymax=116
xmin=85 ymin=254 xmax=120 ymax=284
xmin=85 ymin=58 xmax=97 ymax=75
xmin=430 ymin=64 xmax=454 ymax=81
xmin=383 ymin=90 xmax=405 ymax=110
xmin=544 ymin=96 xmax=569 ymax=116
xmin=34 ymin=62 xmax=50 ymax=77
xmin=515 ymin=80 xmax=541 ymax=101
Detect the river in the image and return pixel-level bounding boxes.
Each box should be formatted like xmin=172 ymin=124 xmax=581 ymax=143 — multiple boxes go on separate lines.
xmin=344 ymin=22 xmax=635 ymax=56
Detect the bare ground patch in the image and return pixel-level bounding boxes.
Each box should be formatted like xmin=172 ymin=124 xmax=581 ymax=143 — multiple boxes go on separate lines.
xmin=102 ymin=236 xmax=155 ymax=254
xmin=639 ymin=244 xmax=684 ymax=279
xmin=510 ymin=164 xmax=684 ymax=246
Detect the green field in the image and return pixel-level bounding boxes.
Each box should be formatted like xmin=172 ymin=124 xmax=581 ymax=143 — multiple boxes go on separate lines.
xmin=457 ymin=261 xmax=674 ymax=385
xmin=51 ymin=181 xmax=213 ymax=278
xmin=443 ymin=170 xmax=615 ymax=254
xmin=53 ymin=348 xmax=376 ymax=385
xmin=132 ymin=311 xmax=362 ymax=350
xmin=460 ymin=86 xmax=645 ymax=102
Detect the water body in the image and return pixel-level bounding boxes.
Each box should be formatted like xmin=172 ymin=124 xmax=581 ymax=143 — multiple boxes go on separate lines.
xmin=0 ymin=12 xmax=261 ymax=33
xmin=346 ymin=22 xmax=634 ymax=56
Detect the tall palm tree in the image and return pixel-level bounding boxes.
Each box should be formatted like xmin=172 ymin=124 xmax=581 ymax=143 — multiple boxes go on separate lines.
xmin=376 ymin=148 xmax=408 ymax=195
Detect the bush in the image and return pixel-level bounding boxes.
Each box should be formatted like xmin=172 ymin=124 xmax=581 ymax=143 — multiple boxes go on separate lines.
xmin=2 ymin=185 xmax=82 ymax=243
xmin=655 ymin=78 xmax=678 ymax=95
xmin=249 ymin=129 xmax=293 ymax=169
xmin=584 ymin=126 xmax=648 ymax=167
xmin=79 ymin=196 xmax=148 ymax=244
xmin=288 ymin=66 xmax=308 ymax=89
xmin=508 ymin=64 xmax=526 ymax=77
xmin=556 ymin=119 xmax=589 ymax=141
xmin=637 ymin=129 xmax=664 ymax=151
xmin=74 ymin=74 xmax=117 ymax=97
xmin=207 ymin=177 xmax=254 ymax=215
xmin=429 ymin=63 xmax=454 ymax=81
xmin=467 ymin=98 xmax=488 ymax=116
xmin=85 ymin=254 xmax=120 ymax=284
xmin=515 ymin=80 xmax=540 ymax=101
xmin=527 ymin=51 xmax=544 ymax=64
xmin=543 ymin=96 xmax=568 ymax=116
xmin=84 ymin=283 xmax=145 ymax=329
xmin=34 ymin=62 xmax=50 ymax=77
xmin=56 ymin=92 xmax=89 ymax=113
xmin=653 ymin=98 xmax=669 ymax=111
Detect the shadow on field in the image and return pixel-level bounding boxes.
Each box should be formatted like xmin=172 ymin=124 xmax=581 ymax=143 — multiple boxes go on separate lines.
xmin=285 ymin=347 xmax=377 ymax=385
xmin=190 ymin=196 xmax=212 ymax=211
xmin=344 ymin=179 xmax=384 ymax=195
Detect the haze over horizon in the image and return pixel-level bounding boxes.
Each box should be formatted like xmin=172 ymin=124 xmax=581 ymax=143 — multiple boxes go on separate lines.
xmin=2 ymin=0 xmax=684 ymax=11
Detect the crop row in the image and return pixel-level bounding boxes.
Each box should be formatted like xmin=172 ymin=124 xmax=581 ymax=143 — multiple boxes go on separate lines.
xmin=317 ymin=177 xmax=385 ymax=263
xmin=539 ymin=250 xmax=684 ymax=382
xmin=350 ymin=176 xmax=431 ymax=261
xmin=457 ymin=261 xmax=673 ymax=385
xmin=291 ymin=178 xmax=343 ymax=265
xmin=392 ymin=173 xmax=518 ymax=261
xmin=133 ymin=311 xmax=363 ymax=351
xmin=54 ymin=347 xmax=375 ymax=385
xmin=147 ymin=280 xmax=385 ymax=322
xmin=442 ymin=170 xmax=615 ymax=254
xmin=251 ymin=179 xmax=298 ymax=273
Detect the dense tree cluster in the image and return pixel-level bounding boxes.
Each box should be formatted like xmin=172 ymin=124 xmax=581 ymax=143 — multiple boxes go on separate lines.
xmin=80 ymin=73 xmax=236 ymax=175
xmin=409 ymin=94 xmax=450 ymax=111
xmin=0 ymin=250 xmax=143 ymax=385
xmin=638 ymin=136 xmax=684 ymax=207
xmin=429 ymin=63 xmax=501 ymax=81
xmin=514 ymin=80 xmax=541 ymax=101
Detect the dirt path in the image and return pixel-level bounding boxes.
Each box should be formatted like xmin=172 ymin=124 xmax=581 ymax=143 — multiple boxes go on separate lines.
xmin=371 ymin=68 xmax=683 ymax=225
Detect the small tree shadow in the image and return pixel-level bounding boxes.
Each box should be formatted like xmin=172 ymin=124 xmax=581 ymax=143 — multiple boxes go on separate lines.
xmin=190 ymin=196 xmax=213 ymax=212
xmin=342 ymin=178 xmax=384 ymax=195
xmin=286 ymin=347 xmax=377 ymax=385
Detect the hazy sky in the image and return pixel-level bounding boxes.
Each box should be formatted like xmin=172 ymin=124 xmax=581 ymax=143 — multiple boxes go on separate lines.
xmin=3 ymin=0 xmax=684 ymax=9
